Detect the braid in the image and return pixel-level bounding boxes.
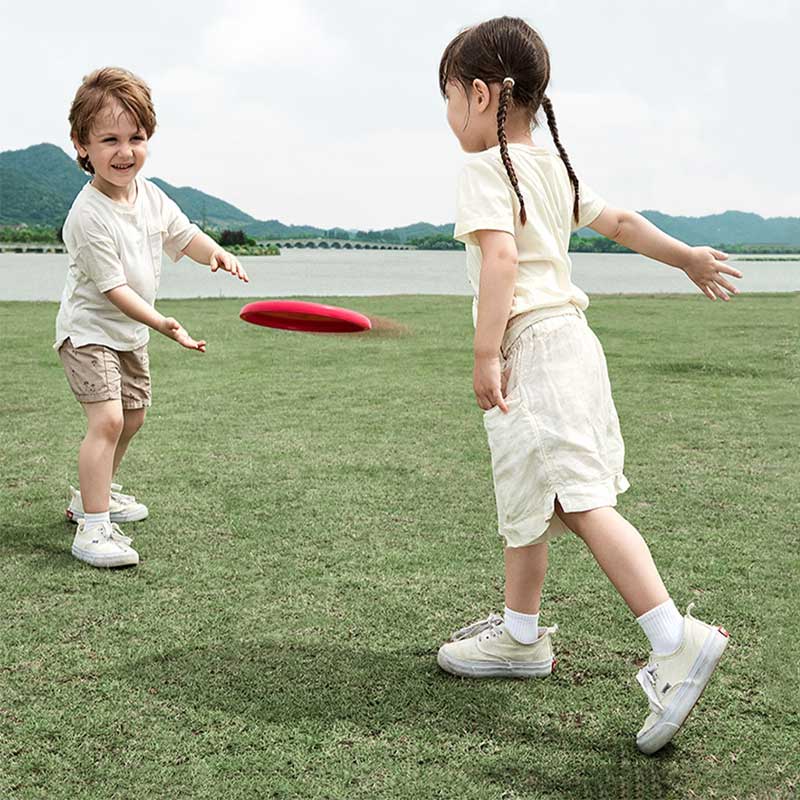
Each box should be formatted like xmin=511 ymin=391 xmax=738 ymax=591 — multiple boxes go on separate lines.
xmin=497 ymin=80 xmax=527 ymax=226
xmin=541 ymin=95 xmax=580 ymax=225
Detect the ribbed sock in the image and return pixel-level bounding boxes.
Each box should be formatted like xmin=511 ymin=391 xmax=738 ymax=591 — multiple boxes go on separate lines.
xmin=504 ymin=606 xmax=540 ymax=644
xmin=637 ymin=599 xmax=684 ymax=654
xmin=84 ymin=511 xmax=110 ymax=530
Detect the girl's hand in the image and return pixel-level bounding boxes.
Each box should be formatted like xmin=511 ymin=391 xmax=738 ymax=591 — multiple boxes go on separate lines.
xmin=210 ymin=248 xmax=250 ymax=282
xmin=474 ymin=354 xmax=508 ymax=412
xmin=683 ymin=247 xmax=743 ymax=301
xmin=160 ymin=317 xmax=207 ymax=352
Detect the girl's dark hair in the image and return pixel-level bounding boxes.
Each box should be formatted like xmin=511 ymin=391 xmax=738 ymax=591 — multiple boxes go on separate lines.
xmin=439 ymin=17 xmax=580 ymax=226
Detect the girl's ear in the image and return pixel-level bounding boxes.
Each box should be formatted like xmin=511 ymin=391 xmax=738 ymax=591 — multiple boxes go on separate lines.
xmin=72 ymin=136 xmax=88 ymax=158
xmin=471 ymin=78 xmax=491 ymax=112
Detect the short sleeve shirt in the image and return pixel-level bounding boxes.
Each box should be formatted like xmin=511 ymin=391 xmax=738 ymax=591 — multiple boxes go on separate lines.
xmin=453 ymin=144 xmax=606 ymax=327
xmin=55 ymin=176 xmax=199 ymax=351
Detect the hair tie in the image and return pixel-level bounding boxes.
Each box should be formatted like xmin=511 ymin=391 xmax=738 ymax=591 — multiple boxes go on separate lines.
xmin=503 ymin=77 xmax=515 ymax=87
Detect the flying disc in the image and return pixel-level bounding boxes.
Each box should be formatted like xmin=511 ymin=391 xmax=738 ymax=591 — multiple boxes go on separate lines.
xmin=239 ymin=300 xmax=372 ymax=333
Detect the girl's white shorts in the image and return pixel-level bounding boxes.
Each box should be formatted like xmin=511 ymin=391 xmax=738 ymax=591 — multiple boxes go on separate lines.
xmin=484 ymin=305 xmax=629 ymax=548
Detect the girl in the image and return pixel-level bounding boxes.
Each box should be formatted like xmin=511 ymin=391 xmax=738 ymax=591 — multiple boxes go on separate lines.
xmin=56 ymin=67 xmax=249 ymax=568
xmin=435 ymin=17 xmax=739 ymax=755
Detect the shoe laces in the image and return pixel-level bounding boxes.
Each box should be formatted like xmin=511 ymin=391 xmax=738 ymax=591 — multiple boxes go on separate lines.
xmin=450 ymin=613 xmax=503 ymax=642
xmin=636 ymin=664 xmax=665 ymax=715
xmin=110 ymin=484 xmax=136 ymax=504
xmin=85 ymin=521 xmax=133 ymax=547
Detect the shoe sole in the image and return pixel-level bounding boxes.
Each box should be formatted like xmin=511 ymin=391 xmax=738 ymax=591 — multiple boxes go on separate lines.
xmin=437 ymin=649 xmax=554 ymax=678
xmin=636 ymin=627 xmax=729 ymax=755
xmin=71 ymin=544 xmax=139 ymax=568
xmin=66 ymin=507 xmax=148 ymax=524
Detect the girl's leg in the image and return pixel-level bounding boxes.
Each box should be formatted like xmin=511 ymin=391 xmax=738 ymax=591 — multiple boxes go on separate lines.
xmin=79 ymin=400 xmax=124 ymax=513
xmin=504 ymin=541 xmax=549 ymax=614
xmin=112 ymin=407 xmax=146 ymax=477
xmin=554 ymin=501 xmax=668 ymax=617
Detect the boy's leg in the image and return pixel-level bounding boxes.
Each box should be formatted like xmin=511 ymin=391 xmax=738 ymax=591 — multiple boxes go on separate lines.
xmin=113 ymin=408 xmax=146 ymax=477
xmin=79 ymin=400 xmax=124 ymax=513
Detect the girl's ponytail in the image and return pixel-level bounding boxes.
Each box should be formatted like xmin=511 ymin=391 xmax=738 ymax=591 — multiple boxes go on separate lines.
xmin=541 ymin=95 xmax=580 ymax=225
xmin=497 ymin=78 xmax=527 ymax=226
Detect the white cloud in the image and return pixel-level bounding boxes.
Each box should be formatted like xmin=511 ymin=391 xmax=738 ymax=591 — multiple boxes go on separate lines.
xmin=201 ymin=0 xmax=345 ymax=69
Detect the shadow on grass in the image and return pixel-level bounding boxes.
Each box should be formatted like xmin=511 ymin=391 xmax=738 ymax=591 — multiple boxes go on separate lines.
xmin=0 ymin=520 xmax=75 ymax=562
xmin=121 ymin=640 xmax=677 ymax=799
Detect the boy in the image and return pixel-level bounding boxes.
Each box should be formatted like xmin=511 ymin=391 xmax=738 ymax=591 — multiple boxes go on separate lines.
xmin=56 ymin=67 xmax=248 ymax=567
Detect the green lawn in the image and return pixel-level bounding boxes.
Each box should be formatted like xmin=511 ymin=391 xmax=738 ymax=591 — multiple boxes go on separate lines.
xmin=1 ymin=293 xmax=798 ymax=800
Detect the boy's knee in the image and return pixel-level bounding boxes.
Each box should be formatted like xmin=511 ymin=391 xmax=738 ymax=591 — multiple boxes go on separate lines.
xmin=90 ymin=409 xmax=124 ymax=441
xmin=122 ymin=409 xmax=146 ymax=437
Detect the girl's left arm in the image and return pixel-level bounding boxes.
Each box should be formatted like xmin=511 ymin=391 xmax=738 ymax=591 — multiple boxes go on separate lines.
xmin=182 ymin=231 xmax=249 ymax=283
xmin=587 ymin=207 xmax=742 ymax=301
xmin=473 ymin=230 xmax=518 ymax=412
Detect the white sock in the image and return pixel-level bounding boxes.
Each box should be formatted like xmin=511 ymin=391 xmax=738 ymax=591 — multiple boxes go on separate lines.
xmin=84 ymin=511 xmax=110 ymax=530
xmin=503 ymin=606 xmax=540 ymax=644
xmin=637 ymin=599 xmax=684 ymax=654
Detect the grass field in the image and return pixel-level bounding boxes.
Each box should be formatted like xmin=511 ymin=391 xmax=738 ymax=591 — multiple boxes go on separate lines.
xmin=1 ymin=293 xmax=798 ymax=800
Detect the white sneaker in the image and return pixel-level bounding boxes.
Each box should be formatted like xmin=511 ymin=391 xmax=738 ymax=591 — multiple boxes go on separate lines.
xmin=66 ymin=483 xmax=148 ymax=524
xmin=71 ymin=520 xmax=139 ymax=568
xmin=636 ymin=603 xmax=730 ymax=754
xmin=437 ymin=613 xmax=558 ymax=678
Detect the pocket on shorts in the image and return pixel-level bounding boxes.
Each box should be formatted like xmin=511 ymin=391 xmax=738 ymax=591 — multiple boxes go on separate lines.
xmin=483 ymin=394 xmax=534 ymax=527
xmin=482 ymin=382 xmax=524 ymax=426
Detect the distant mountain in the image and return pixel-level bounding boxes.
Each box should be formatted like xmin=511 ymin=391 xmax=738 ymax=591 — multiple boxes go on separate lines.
xmin=1 ymin=143 xmax=798 ymax=245
xmin=149 ymin=178 xmax=256 ymax=228
xmin=0 ymin=144 xmax=87 ymax=225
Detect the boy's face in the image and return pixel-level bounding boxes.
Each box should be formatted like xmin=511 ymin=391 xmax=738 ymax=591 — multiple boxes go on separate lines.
xmin=73 ymin=101 xmax=148 ymax=200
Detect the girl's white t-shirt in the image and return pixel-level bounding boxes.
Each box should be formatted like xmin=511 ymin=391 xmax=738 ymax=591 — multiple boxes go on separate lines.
xmin=54 ymin=175 xmax=199 ymax=351
xmin=453 ymin=143 xmax=606 ymax=328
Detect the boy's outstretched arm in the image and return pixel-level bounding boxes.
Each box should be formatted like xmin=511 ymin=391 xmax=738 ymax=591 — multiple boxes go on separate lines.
xmin=105 ymin=285 xmax=206 ymax=352
xmin=587 ymin=207 xmax=743 ymax=301
xmin=182 ymin=231 xmax=249 ymax=282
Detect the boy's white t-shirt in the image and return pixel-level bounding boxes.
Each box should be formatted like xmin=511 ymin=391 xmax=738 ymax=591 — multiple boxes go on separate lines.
xmin=453 ymin=143 xmax=606 ymax=328
xmin=54 ymin=175 xmax=199 ymax=351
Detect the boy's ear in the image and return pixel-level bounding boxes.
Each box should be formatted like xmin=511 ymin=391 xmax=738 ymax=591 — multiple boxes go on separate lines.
xmin=72 ymin=136 xmax=88 ymax=158
xmin=471 ymin=79 xmax=491 ymax=112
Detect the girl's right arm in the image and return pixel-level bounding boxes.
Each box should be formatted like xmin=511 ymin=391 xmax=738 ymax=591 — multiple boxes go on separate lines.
xmin=104 ymin=285 xmax=206 ymax=352
xmin=587 ymin=207 xmax=743 ymax=301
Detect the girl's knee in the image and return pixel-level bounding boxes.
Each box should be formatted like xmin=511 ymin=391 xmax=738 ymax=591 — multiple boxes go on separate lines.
xmin=554 ymin=499 xmax=611 ymax=539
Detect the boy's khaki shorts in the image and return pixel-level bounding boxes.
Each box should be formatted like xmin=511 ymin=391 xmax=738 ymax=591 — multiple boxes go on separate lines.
xmin=58 ymin=338 xmax=151 ymax=408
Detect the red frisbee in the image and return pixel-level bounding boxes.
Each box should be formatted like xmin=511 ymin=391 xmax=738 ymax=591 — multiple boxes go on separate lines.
xmin=239 ymin=300 xmax=372 ymax=333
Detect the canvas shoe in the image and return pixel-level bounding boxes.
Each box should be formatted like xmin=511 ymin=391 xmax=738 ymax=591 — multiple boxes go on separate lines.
xmin=635 ymin=602 xmax=730 ymax=754
xmin=437 ymin=613 xmax=558 ymax=678
xmin=71 ymin=520 xmax=139 ymax=568
xmin=66 ymin=483 xmax=148 ymax=524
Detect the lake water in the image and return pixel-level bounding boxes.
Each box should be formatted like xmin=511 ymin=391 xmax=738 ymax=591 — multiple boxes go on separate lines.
xmin=0 ymin=250 xmax=797 ymax=301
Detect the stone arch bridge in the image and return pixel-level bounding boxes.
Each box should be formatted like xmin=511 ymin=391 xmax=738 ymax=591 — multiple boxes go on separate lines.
xmin=259 ymin=238 xmax=414 ymax=251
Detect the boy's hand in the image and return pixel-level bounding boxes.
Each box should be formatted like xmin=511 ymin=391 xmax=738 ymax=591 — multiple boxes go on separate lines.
xmin=160 ymin=317 xmax=207 ymax=352
xmin=210 ymin=248 xmax=249 ymax=282
xmin=683 ymin=247 xmax=742 ymax=301
xmin=474 ymin=354 xmax=508 ymax=413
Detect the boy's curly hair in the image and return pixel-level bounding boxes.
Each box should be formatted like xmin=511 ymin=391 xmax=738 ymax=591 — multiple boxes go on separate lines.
xmin=69 ymin=67 xmax=157 ymax=175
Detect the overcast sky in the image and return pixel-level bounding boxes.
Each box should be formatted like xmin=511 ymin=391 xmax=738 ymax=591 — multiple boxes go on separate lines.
xmin=2 ymin=1 xmax=797 ymax=229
